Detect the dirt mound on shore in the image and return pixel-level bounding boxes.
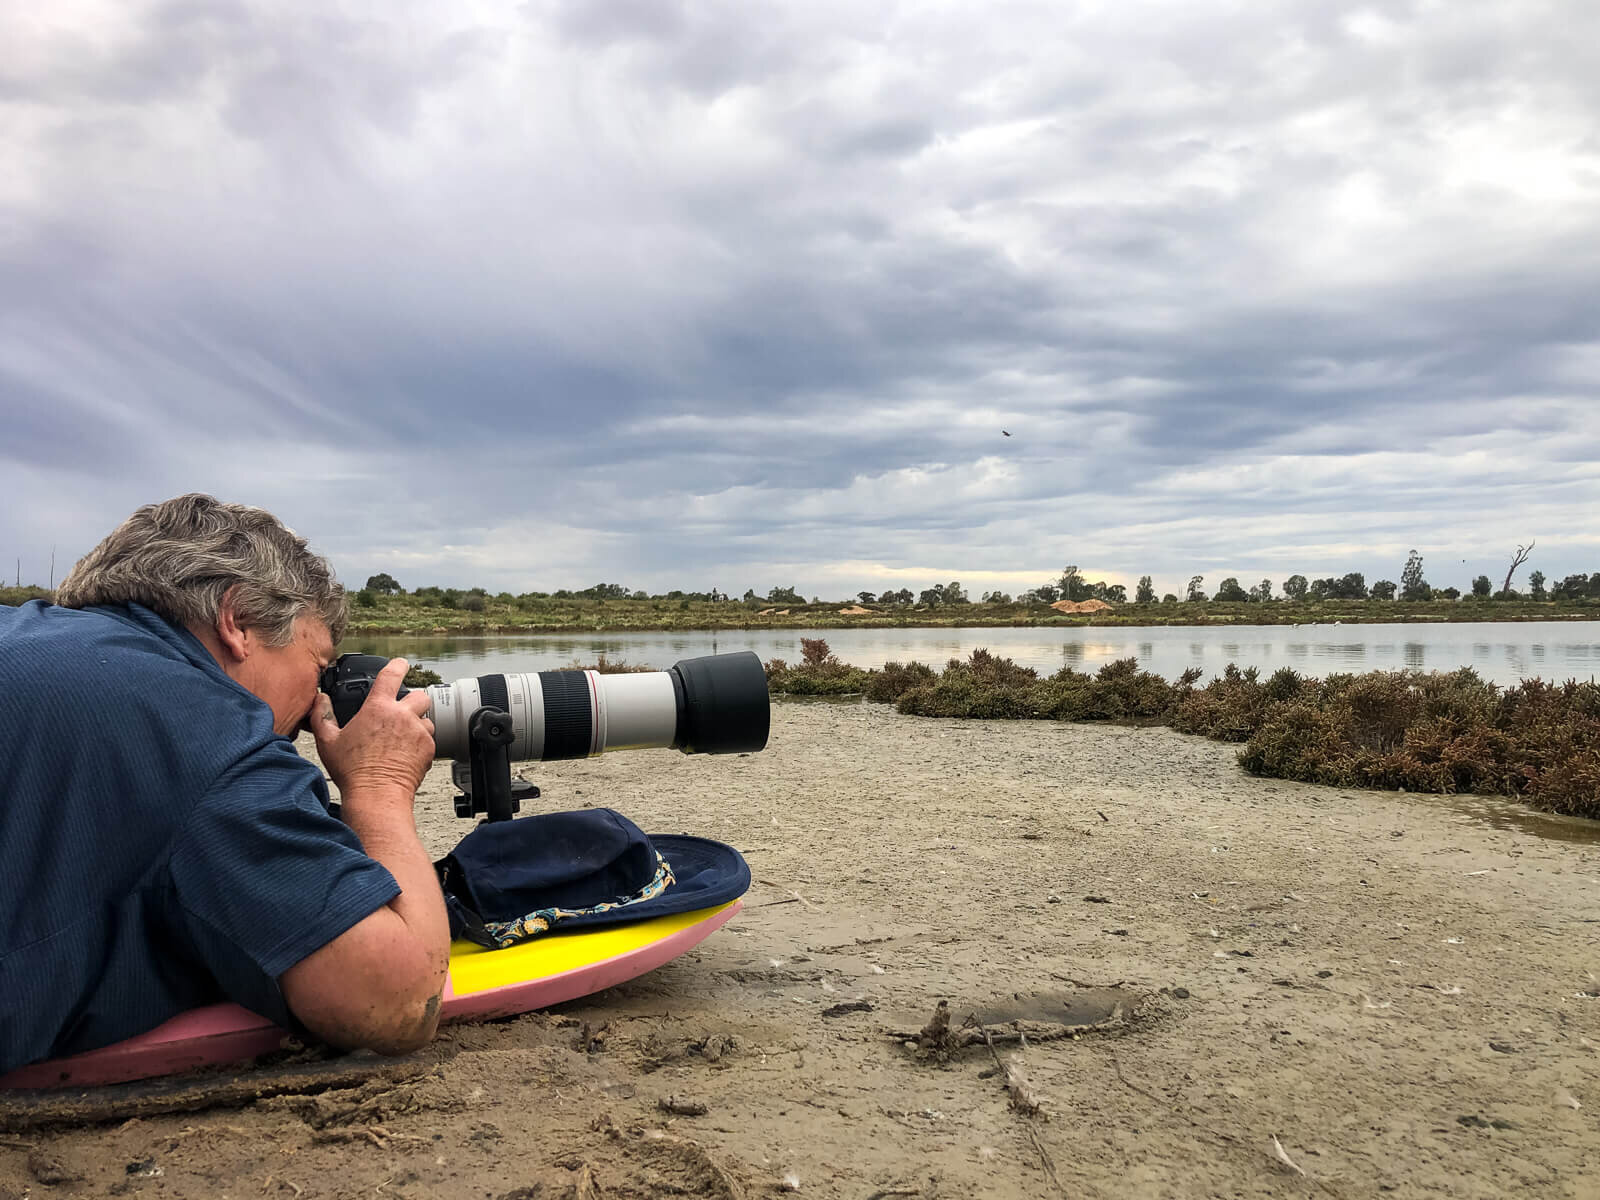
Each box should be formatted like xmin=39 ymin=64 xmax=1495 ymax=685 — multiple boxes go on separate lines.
xmin=1051 ymin=597 xmax=1114 ymax=613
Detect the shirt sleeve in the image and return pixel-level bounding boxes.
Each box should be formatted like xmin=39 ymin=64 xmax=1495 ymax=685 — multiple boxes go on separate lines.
xmin=165 ymin=739 xmax=401 ymax=1025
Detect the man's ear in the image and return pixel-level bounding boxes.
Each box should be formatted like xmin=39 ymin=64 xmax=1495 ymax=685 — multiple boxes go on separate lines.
xmin=213 ymin=586 xmax=252 ymax=664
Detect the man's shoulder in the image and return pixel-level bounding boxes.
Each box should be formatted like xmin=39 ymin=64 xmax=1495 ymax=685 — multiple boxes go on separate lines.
xmin=3 ymin=600 xmax=181 ymax=655
xmin=7 ymin=602 xmax=220 ymax=686
xmin=4 ymin=601 xmax=286 ymax=788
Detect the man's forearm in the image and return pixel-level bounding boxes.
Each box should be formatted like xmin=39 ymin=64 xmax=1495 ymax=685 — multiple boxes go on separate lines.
xmin=340 ymin=788 xmax=451 ymax=1001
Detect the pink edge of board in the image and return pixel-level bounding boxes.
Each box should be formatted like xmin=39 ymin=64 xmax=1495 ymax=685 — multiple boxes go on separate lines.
xmin=0 ymin=900 xmax=741 ymax=1091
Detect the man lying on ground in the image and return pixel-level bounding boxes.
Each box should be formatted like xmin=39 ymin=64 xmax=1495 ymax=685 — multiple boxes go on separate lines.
xmin=0 ymin=494 xmax=447 ymax=1074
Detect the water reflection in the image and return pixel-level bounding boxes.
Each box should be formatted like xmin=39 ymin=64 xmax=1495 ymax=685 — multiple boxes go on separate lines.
xmin=1415 ymin=792 xmax=1600 ymax=846
xmin=1314 ymin=642 xmax=1367 ymax=666
xmin=1503 ymin=646 xmax=1529 ymax=680
xmin=350 ymin=621 xmax=1600 ymax=688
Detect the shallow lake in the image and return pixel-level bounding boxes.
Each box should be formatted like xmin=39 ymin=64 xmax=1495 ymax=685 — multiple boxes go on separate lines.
xmin=346 ymin=621 xmax=1599 ymax=687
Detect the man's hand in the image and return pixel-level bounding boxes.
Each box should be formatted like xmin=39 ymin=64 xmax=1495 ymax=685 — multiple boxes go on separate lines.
xmin=283 ymin=656 xmax=449 ymax=1056
xmin=307 ymin=657 xmax=435 ymax=802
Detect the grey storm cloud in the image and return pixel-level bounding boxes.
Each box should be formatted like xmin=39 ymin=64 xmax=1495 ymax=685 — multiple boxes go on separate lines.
xmin=2 ymin=0 xmax=1597 ymax=599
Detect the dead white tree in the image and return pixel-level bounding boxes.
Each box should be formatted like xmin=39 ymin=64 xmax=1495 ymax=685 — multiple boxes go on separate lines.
xmin=1500 ymin=541 xmax=1535 ymax=596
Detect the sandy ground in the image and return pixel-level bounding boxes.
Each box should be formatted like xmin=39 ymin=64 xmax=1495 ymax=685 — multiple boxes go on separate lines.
xmin=4 ymin=698 xmax=1599 ymax=1199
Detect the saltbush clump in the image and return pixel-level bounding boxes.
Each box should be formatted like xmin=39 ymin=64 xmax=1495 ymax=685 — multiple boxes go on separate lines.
xmin=1168 ymin=663 xmax=1269 ymax=741
xmin=765 ymin=638 xmax=872 ymax=696
xmin=895 ymin=650 xmax=1042 ymax=718
xmin=1027 ymin=658 xmax=1177 ymax=722
xmin=814 ymin=649 xmax=1179 ymax=722
xmin=1231 ymin=669 xmax=1600 ymax=818
xmin=865 ymin=660 xmax=937 ymax=703
xmin=1082 ymin=657 xmax=1179 ymax=720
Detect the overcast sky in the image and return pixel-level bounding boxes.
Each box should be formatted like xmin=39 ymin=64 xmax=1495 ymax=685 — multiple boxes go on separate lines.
xmin=4 ymin=0 xmax=1597 ymax=602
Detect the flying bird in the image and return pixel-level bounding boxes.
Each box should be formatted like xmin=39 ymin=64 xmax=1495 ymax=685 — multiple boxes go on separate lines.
xmin=1002 ymin=430 xmax=1012 ymax=437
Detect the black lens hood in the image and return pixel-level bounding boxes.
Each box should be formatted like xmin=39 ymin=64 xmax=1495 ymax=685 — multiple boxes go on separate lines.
xmin=669 ymin=651 xmax=770 ymax=754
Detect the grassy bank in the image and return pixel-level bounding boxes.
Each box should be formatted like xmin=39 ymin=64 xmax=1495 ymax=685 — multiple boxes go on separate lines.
xmin=339 ymin=593 xmax=1595 ymax=632
xmin=770 ymin=641 xmax=1600 ymax=820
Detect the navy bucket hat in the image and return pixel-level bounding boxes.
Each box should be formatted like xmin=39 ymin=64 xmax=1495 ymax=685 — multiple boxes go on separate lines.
xmin=436 ymin=808 xmax=751 ymax=948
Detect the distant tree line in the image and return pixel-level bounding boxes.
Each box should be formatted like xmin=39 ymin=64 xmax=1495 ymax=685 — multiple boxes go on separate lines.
xmin=351 ymin=546 xmax=1598 ymax=612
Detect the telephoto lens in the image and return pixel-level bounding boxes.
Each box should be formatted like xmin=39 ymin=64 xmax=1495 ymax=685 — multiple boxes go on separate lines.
xmin=320 ymin=650 xmax=770 ymax=762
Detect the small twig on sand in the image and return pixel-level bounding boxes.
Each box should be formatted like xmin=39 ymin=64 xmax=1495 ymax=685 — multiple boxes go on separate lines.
xmin=755 ymin=880 xmax=818 ymax=910
xmin=1272 ymin=1135 xmax=1306 ymax=1176
xmin=309 ymin=1124 xmax=425 ymax=1149
xmin=972 ymin=1015 xmax=1063 ymax=1196
xmin=888 ymin=1013 xmax=1123 ymax=1050
xmin=1108 ymin=1053 xmax=1344 ymax=1198
xmin=1050 ymin=973 xmax=1128 ymax=990
xmin=971 ymin=1016 xmax=1044 ymax=1119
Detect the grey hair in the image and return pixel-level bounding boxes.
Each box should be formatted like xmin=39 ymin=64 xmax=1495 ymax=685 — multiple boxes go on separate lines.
xmin=54 ymin=494 xmax=347 ymax=645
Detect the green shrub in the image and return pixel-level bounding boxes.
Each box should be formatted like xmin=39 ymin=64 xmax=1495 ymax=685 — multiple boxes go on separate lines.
xmin=1236 ymin=703 xmax=1355 ymax=785
xmin=1088 ymin=657 xmax=1175 ymax=718
xmin=865 ymin=661 xmax=937 ymax=703
xmin=1029 ymin=667 xmax=1097 ymax=720
xmin=1169 ymin=664 xmax=1271 ymax=742
xmin=898 ymin=670 xmax=1037 ymax=718
xmin=1234 ymin=671 xmax=1600 ymax=817
xmin=1532 ymin=747 xmax=1600 ymax=816
xmin=895 ymin=650 xmax=1043 ymax=718
xmin=1263 ymin=666 xmax=1305 ymax=702
xmin=764 ymin=638 xmax=872 ymax=695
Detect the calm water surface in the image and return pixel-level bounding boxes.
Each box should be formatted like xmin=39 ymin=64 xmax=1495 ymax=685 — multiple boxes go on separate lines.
xmin=348 ymin=621 xmax=1599 ymax=688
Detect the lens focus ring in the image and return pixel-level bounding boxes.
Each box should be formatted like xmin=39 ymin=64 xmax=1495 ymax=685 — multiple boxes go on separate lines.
xmin=539 ymin=670 xmax=594 ymax=760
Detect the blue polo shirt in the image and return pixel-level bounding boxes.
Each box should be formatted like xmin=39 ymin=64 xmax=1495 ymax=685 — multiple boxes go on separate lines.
xmin=0 ymin=601 xmax=400 ymax=1074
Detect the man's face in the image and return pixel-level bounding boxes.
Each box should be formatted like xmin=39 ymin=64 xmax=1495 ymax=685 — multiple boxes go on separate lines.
xmin=236 ymin=616 xmax=336 ymax=737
